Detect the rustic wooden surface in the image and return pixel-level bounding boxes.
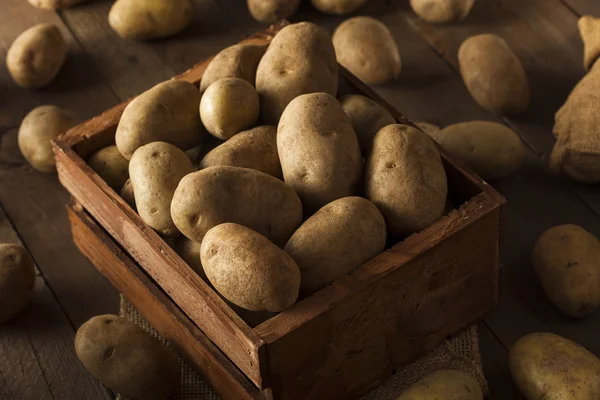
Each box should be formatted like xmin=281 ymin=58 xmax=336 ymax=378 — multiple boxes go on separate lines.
xmin=1 ymin=0 xmax=600 ymax=399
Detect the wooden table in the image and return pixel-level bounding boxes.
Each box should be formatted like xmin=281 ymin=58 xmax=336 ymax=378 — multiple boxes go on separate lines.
xmin=1 ymin=0 xmax=599 ymax=399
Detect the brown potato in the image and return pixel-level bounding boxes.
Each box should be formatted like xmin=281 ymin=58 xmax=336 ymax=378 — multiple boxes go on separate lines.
xmin=120 ymin=179 xmax=136 ymax=210
xmin=415 ymin=121 xmax=441 ymax=137
xmin=311 ymin=0 xmax=368 ymax=15
xmin=173 ymin=237 xmax=206 ymax=281
xmin=409 ymin=0 xmax=475 ymax=24
xmin=247 ymin=0 xmax=301 ymax=23
xmin=75 ymin=315 xmax=180 ymax=400
xmin=88 ymin=145 xmax=130 ymax=190
xmin=28 ymin=0 xmax=89 ymax=9
xmin=201 ymin=223 xmax=300 ymax=312
xmin=397 ymin=370 xmax=483 ymax=400
xmin=0 ymin=244 xmax=35 ymax=324
xmin=579 ymin=16 xmax=600 ymax=71
xmin=200 ymin=43 xmax=267 ymax=92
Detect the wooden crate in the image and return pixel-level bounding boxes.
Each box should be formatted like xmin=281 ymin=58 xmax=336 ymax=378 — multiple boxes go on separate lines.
xmin=54 ymin=23 xmax=505 ymax=400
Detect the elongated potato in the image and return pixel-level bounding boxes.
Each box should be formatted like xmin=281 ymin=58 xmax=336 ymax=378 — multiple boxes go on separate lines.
xmin=256 ymin=22 xmax=338 ymax=124
xmin=171 ymin=166 xmax=303 ymax=246
xmin=0 ymin=244 xmax=35 ymax=324
xmin=247 ymin=0 xmax=301 ymax=23
xmin=285 ymin=197 xmax=386 ymax=294
xmin=278 ymin=93 xmax=363 ymax=213
xmin=311 ymin=0 xmax=368 ymax=15
xmin=28 ymin=0 xmax=89 ymax=9
xmin=409 ymin=0 xmax=475 ymax=24
xmin=201 ymin=223 xmax=300 ymax=312
xmin=88 ymin=145 xmax=130 ymax=190
xmin=200 ymin=43 xmax=267 ymax=92
xmin=173 ymin=237 xmax=206 ymax=281
xmin=397 ymin=370 xmax=483 ymax=400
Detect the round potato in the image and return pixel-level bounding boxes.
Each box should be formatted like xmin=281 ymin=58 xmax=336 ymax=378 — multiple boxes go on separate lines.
xmin=509 ymin=332 xmax=600 ymax=400
xmin=115 ymin=80 xmax=204 ymax=160
xmin=247 ymin=0 xmax=301 ymax=23
xmin=409 ymin=0 xmax=475 ymax=24
xmin=200 ymin=78 xmax=260 ymax=140
xmin=340 ymin=94 xmax=396 ymax=154
xmin=200 ymin=126 xmax=282 ymax=178
xmin=18 ymin=105 xmax=76 ymax=173
xmin=28 ymin=0 xmax=89 ymax=9
xmin=7 ymin=24 xmax=67 ymax=88
xmin=459 ymin=34 xmax=530 ymax=115
xmin=75 ymin=315 xmax=180 ymax=400
xmin=311 ymin=0 xmax=368 ymax=15
xmin=397 ymin=370 xmax=483 ymax=400
xmin=200 ymin=43 xmax=267 ymax=92
xmin=433 ymin=121 xmax=525 ymax=180
xmin=120 ymin=179 xmax=136 ymax=210
xmin=532 ymin=225 xmax=600 ymax=318
xmin=366 ymin=124 xmax=447 ymax=237
xmin=173 ymin=237 xmax=206 ymax=281
xmin=201 ymin=223 xmax=300 ymax=312
xmin=0 ymin=244 xmax=35 ymax=324
xmin=333 ymin=17 xmax=401 ymax=85
xmin=256 ymin=22 xmax=338 ymax=124
xmin=171 ymin=166 xmax=303 ymax=246
xmin=108 ymin=0 xmax=193 ymax=40
xmin=88 ymin=145 xmax=130 ymax=190
xmin=130 ymin=142 xmax=194 ymax=237
xmin=285 ymin=197 xmax=386 ymax=294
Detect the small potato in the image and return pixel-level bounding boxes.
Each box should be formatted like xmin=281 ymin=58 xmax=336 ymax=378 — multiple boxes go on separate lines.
xmin=247 ymin=0 xmax=301 ymax=23
xmin=278 ymin=93 xmax=363 ymax=213
xmin=75 ymin=315 xmax=180 ymax=400
xmin=115 ymin=80 xmax=204 ymax=160
xmin=108 ymin=0 xmax=193 ymax=40
xmin=311 ymin=0 xmax=368 ymax=15
xmin=340 ymin=94 xmax=396 ymax=154
xmin=433 ymin=121 xmax=525 ymax=180
xmin=173 ymin=237 xmax=206 ymax=281
xmin=409 ymin=0 xmax=475 ymax=24
xmin=533 ymin=225 xmax=600 ymax=318
xmin=509 ymin=332 xmax=600 ymax=400
xmin=459 ymin=34 xmax=530 ymax=115
xmin=28 ymin=0 xmax=89 ymax=9
xmin=285 ymin=197 xmax=386 ymax=294
xmin=333 ymin=17 xmax=401 ymax=85
xmin=200 ymin=126 xmax=282 ymax=178
xmin=397 ymin=370 xmax=483 ymax=400
xmin=200 ymin=43 xmax=267 ymax=92
xmin=201 ymin=223 xmax=300 ymax=312
xmin=130 ymin=142 xmax=194 ymax=237
xmin=7 ymin=24 xmax=67 ymax=88
xmin=366 ymin=124 xmax=447 ymax=237
xmin=88 ymin=145 xmax=130 ymax=190
xmin=18 ymin=105 xmax=76 ymax=173
xmin=0 ymin=244 xmax=35 ymax=324
xmin=120 ymin=179 xmax=136 ymax=210
xmin=200 ymin=78 xmax=260 ymax=140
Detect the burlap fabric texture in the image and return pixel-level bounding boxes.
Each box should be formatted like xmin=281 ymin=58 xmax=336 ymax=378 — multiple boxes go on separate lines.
xmin=117 ymin=296 xmax=488 ymax=400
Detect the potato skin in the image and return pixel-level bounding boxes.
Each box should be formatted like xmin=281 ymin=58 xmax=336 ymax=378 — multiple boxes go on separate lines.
xmin=311 ymin=0 xmax=368 ymax=15
xmin=173 ymin=237 xmax=206 ymax=281
xmin=88 ymin=145 xmax=130 ymax=190
xmin=201 ymin=223 xmax=300 ymax=312
xmin=509 ymin=332 xmax=600 ymax=400
xmin=366 ymin=124 xmax=447 ymax=237
xmin=200 ymin=126 xmax=282 ymax=178
xmin=18 ymin=105 xmax=76 ymax=173
xmin=409 ymin=0 xmax=475 ymax=24
xmin=247 ymin=0 xmax=301 ymax=23
xmin=200 ymin=43 xmax=267 ymax=92
xmin=171 ymin=166 xmax=303 ymax=246
xmin=333 ymin=17 xmax=401 ymax=85
xmin=532 ymin=225 xmax=600 ymax=318
xmin=120 ymin=179 xmax=136 ymax=210
xmin=397 ymin=370 xmax=483 ymax=400
xmin=75 ymin=315 xmax=180 ymax=400
xmin=28 ymin=0 xmax=88 ymax=9
xmin=458 ymin=34 xmax=530 ymax=115
xmin=0 ymin=244 xmax=35 ymax=324
xmin=416 ymin=121 xmax=441 ymax=137
xmin=285 ymin=197 xmax=386 ymax=294
xmin=7 ymin=24 xmax=67 ymax=88
xmin=130 ymin=142 xmax=194 ymax=237
xmin=256 ymin=22 xmax=338 ymax=124
xmin=278 ymin=93 xmax=363 ymax=213
xmin=115 ymin=80 xmax=203 ymax=160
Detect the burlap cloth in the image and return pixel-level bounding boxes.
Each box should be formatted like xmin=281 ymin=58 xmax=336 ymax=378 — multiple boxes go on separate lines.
xmin=117 ymin=296 xmax=488 ymax=400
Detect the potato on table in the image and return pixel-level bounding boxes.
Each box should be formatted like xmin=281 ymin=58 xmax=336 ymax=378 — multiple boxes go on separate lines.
xmin=410 ymin=0 xmax=475 ymax=24
xmin=247 ymin=0 xmax=301 ymax=23
xmin=397 ymin=369 xmax=483 ymax=400
xmin=88 ymin=145 xmax=130 ymax=190
xmin=311 ymin=0 xmax=368 ymax=15
xmin=0 ymin=244 xmax=35 ymax=324
xmin=200 ymin=43 xmax=267 ymax=92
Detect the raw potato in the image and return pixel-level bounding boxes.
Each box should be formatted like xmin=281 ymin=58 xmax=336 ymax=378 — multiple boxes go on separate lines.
xmin=18 ymin=105 xmax=76 ymax=173
xmin=284 ymin=197 xmax=386 ymax=294
xmin=129 ymin=142 xmax=194 ymax=237
xmin=200 ymin=78 xmax=260 ymax=140
xmin=75 ymin=315 xmax=180 ymax=400
xmin=247 ymin=0 xmax=301 ymax=23
xmin=173 ymin=237 xmax=206 ymax=281
xmin=115 ymin=80 xmax=203 ymax=160
xmin=200 ymin=126 xmax=282 ymax=178
xmin=28 ymin=0 xmax=89 ymax=9
xmin=201 ymin=223 xmax=300 ymax=312
xmin=397 ymin=370 xmax=483 ymax=400
xmin=366 ymin=124 xmax=447 ymax=237
xmin=416 ymin=121 xmax=441 ymax=138
xmin=120 ymin=179 xmax=136 ymax=210
xmin=333 ymin=17 xmax=401 ymax=85
xmin=88 ymin=145 xmax=130 ymax=190
xmin=579 ymin=16 xmax=600 ymax=71
xmin=108 ymin=0 xmax=193 ymax=40
xmin=0 ymin=244 xmax=35 ymax=324
xmin=532 ymin=225 xmax=600 ymax=318
xmin=7 ymin=24 xmax=67 ymax=88
xmin=340 ymin=94 xmax=395 ymax=154
xmin=171 ymin=166 xmax=303 ymax=246
xmin=458 ymin=34 xmax=530 ymax=115
xmin=311 ymin=0 xmax=368 ymax=15
xmin=256 ymin=22 xmax=338 ymax=124
xmin=200 ymin=43 xmax=267 ymax=92
xmin=409 ymin=0 xmax=475 ymax=24
xmin=433 ymin=121 xmax=525 ymax=180
xmin=509 ymin=332 xmax=600 ymax=400
xmin=278 ymin=93 xmax=363 ymax=213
